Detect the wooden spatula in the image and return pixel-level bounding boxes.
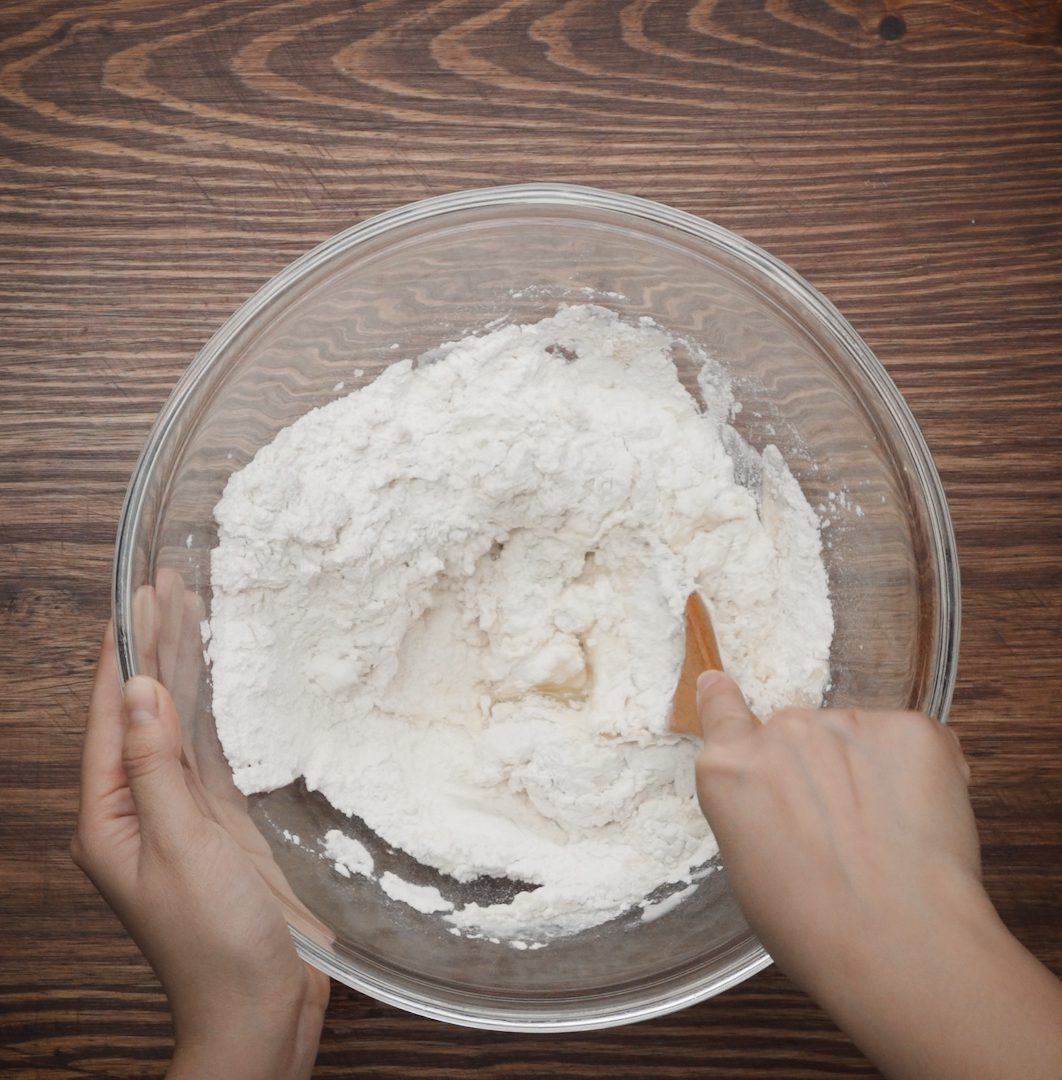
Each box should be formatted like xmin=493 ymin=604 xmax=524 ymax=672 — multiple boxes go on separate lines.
xmin=670 ymin=592 xmax=724 ymax=737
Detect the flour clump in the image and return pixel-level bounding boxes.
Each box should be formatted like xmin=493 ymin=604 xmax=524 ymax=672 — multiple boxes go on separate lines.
xmin=208 ymin=305 xmax=833 ymax=940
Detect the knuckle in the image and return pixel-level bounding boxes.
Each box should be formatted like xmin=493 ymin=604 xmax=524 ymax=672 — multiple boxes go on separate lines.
xmin=768 ymin=707 xmax=814 ymax=740
xmin=694 ymin=749 xmax=716 ymax=785
xmin=695 ymin=743 xmax=744 ymax=784
xmin=822 ymin=708 xmax=863 ymax=739
xmin=898 ymin=709 xmax=938 ymax=740
xmin=121 ymin=735 xmax=164 ymax=780
xmin=880 ymin=709 xmax=948 ymax=751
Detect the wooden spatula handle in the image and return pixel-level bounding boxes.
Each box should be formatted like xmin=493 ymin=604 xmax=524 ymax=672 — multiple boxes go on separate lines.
xmin=670 ymin=592 xmax=724 ymax=737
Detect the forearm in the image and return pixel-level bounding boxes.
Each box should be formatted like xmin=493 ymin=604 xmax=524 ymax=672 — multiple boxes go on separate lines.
xmin=806 ymin=881 xmax=1062 ymax=1080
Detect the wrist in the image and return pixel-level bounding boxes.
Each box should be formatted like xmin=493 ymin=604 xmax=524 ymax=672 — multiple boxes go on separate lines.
xmin=803 ymin=872 xmax=1049 ymax=1080
xmin=800 ymin=866 xmax=994 ymax=1002
xmin=169 ymin=989 xmax=326 ymax=1080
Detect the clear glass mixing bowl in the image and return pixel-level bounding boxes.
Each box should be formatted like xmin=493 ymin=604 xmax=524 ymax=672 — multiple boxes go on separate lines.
xmin=114 ymin=184 xmax=959 ymax=1031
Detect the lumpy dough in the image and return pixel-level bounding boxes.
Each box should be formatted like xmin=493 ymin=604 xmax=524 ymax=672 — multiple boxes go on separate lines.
xmin=208 ymin=305 xmax=833 ymax=939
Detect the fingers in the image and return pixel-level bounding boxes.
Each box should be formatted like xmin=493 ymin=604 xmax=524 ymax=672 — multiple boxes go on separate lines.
xmin=121 ymin=676 xmax=203 ymax=850
xmin=155 ymin=567 xmax=186 ymax=688
xmin=169 ymin=586 xmax=207 ymax=746
xmin=80 ymin=622 xmax=128 ymax=814
xmin=697 ymin=670 xmax=758 ymax=743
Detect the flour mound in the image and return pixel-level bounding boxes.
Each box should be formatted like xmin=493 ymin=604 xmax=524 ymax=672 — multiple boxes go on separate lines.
xmin=208 ymin=305 xmax=832 ymax=939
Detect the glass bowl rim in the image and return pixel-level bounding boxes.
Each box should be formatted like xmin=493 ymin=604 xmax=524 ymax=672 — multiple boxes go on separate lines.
xmin=113 ymin=182 xmax=960 ymax=1032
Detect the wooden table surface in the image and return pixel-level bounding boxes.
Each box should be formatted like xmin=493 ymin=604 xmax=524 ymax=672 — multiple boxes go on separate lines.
xmin=2 ymin=0 xmax=1060 ymax=1076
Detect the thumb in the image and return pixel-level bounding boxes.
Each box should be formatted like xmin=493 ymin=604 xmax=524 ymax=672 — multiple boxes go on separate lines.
xmin=122 ymin=676 xmax=201 ymax=848
xmin=697 ymin=670 xmax=758 ymax=743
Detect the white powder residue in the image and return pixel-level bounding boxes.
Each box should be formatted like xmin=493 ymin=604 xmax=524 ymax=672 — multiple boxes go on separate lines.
xmin=322 ymin=829 xmax=374 ymax=879
xmin=640 ymin=883 xmax=699 ymax=923
xmin=208 ymin=305 xmax=833 ymax=940
xmin=380 ymin=872 xmax=453 ymax=914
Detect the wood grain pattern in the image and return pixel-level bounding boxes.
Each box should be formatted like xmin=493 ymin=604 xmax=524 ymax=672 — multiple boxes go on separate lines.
xmin=1 ymin=0 xmax=1060 ymax=1075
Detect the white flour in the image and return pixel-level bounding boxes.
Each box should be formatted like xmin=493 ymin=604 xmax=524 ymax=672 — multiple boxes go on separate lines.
xmin=322 ymin=829 xmax=373 ymax=879
xmin=379 ymin=873 xmax=453 ymax=915
xmin=208 ymin=305 xmax=832 ymax=940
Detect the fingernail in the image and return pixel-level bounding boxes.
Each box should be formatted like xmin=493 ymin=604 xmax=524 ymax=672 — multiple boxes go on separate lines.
xmin=124 ymin=676 xmax=158 ymax=723
xmin=696 ymin=670 xmax=727 ymax=708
